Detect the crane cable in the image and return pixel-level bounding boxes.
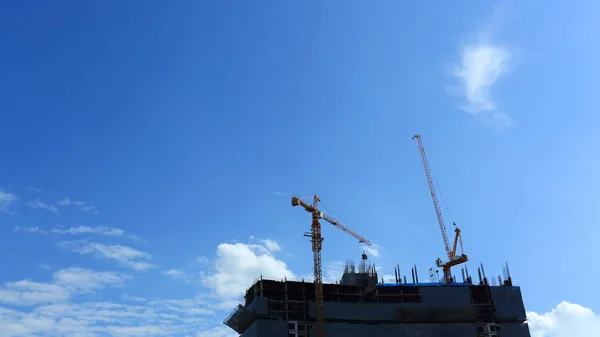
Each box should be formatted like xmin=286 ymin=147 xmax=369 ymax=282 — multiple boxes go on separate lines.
xmin=432 ymin=169 xmax=455 ymax=225
xmin=321 ymin=202 xmax=357 ymax=234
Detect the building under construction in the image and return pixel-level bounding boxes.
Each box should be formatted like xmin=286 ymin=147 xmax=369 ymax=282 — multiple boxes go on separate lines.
xmin=223 ymin=134 xmax=530 ymax=336
xmin=223 ymin=254 xmax=531 ymax=336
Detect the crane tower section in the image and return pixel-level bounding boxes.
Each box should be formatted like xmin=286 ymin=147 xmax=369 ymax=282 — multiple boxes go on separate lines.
xmin=292 ymin=195 xmax=372 ymax=337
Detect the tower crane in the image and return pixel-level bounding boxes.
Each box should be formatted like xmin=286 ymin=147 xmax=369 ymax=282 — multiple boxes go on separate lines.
xmin=412 ymin=134 xmax=468 ymax=283
xmin=292 ymin=195 xmax=372 ymax=337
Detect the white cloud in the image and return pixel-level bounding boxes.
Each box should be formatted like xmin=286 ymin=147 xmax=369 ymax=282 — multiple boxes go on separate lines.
xmin=80 ymin=205 xmax=98 ymax=213
xmin=53 ymin=268 xmax=129 ymax=294
xmin=196 ymin=326 xmax=238 ymax=337
xmin=121 ymin=294 xmax=147 ymax=302
xmin=57 ymin=197 xmax=98 ymax=213
xmin=57 ymin=198 xmax=86 ymax=206
xmin=364 ymin=243 xmax=381 ymax=257
xmin=0 ymin=268 xmax=129 ymax=308
xmin=52 ymin=226 xmax=125 ymax=237
xmin=527 ymin=301 xmax=600 ymax=337
xmin=13 ymin=226 xmax=46 ymax=234
xmin=450 ymin=6 xmax=513 ymax=126
xmin=27 ymin=199 xmax=59 ymax=215
xmin=0 ymin=262 xmax=225 ymax=336
xmin=201 ymin=240 xmax=294 ymax=299
xmin=260 ymin=239 xmax=281 ymax=252
xmin=0 ymin=280 xmax=70 ymax=306
xmin=105 ymin=325 xmax=178 ymax=336
xmin=39 ymin=264 xmax=54 ymax=271
xmin=163 ymin=269 xmax=186 ymax=279
xmin=197 ymin=256 xmax=209 ymax=264
xmin=0 ymin=296 xmax=221 ymax=336
xmin=453 ymin=45 xmax=509 ymax=114
xmin=0 ymin=190 xmax=17 ymax=213
xmin=381 ymin=274 xmax=396 ymax=283
xmin=59 ymin=241 xmax=155 ymax=272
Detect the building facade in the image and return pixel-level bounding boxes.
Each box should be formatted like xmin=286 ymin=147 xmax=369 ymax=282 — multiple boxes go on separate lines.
xmin=224 ymin=258 xmax=531 ymax=337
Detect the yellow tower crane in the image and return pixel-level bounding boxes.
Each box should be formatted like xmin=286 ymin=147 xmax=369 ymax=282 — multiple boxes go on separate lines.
xmin=412 ymin=134 xmax=468 ymax=283
xmin=292 ymin=195 xmax=372 ymax=337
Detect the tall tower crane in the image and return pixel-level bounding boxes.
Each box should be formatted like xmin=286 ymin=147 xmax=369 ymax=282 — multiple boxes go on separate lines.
xmin=292 ymin=195 xmax=372 ymax=337
xmin=412 ymin=134 xmax=468 ymax=283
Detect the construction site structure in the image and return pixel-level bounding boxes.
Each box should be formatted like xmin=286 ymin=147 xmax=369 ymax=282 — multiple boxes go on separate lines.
xmin=223 ymin=256 xmax=530 ymax=336
xmin=222 ymin=134 xmax=530 ymax=336
xmin=413 ymin=134 xmax=468 ymax=283
xmin=290 ymin=195 xmax=372 ymax=337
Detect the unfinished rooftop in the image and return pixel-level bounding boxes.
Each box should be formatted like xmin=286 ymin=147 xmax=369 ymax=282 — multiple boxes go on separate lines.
xmin=224 ymin=258 xmax=530 ymax=337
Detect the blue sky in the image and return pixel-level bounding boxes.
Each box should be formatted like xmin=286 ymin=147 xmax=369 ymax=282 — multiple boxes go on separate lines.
xmin=1 ymin=1 xmax=599 ymax=336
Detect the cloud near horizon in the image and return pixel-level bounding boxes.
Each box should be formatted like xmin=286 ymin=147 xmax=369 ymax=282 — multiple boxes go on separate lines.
xmin=527 ymin=301 xmax=600 ymax=337
xmin=0 ymin=234 xmax=597 ymax=336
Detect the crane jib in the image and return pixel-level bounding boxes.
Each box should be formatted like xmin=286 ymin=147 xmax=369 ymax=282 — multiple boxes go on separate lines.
xmin=413 ymin=134 xmax=468 ymax=283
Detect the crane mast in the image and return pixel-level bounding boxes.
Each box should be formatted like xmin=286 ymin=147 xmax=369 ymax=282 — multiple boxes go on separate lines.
xmin=412 ymin=134 xmax=468 ymax=283
xmin=292 ymin=195 xmax=372 ymax=337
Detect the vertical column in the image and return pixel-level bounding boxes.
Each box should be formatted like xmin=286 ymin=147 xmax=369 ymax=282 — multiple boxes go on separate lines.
xmin=285 ymin=281 xmax=289 ymax=321
xmin=471 ymin=285 xmax=498 ymax=336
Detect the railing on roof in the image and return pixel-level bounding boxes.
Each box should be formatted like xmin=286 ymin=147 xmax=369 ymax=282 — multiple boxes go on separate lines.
xmin=378 ymin=282 xmax=471 ymax=287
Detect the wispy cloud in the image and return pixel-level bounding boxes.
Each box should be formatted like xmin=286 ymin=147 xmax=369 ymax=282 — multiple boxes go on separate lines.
xmin=0 ymin=190 xmax=17 ymax=213
xmin=121 ymin=293 xmax=147 ymax=302
xmin=39 ymin=264 xmax=54 ymax=271
xmin=260 ymin=239 xmax=281 ymax=252
xmin=13 ymin=226 xmax=47 ymax=234
xmin=27 ymin=199 xmax=59 ymax=215
xmin=0 ymin=280 xmax=70 ymax=306
xmin=56 ymin=198 xmax=85 ymax=207
xmin=53 ymin=267 xmax=130 ymax=294
xmin=57 ymin=197 xmax=98 ymax=214
xmin=59 ymin=241 xmax=155 ymax=272
xmin=197 ymin=256 xmax=209 ymax=263
xmin=80 ymin=205 xmax=97 ymax=212
xmin=273 ymin=191 xmax=289 ymax=196
xmin=452 ymin=46 xmax=510 ymax=113
xmin=162 ymin=269 xmax=186 ymax=279
xmin=0 ymin=269 xmax=224 ymax=336
xmin=52 ymin=226 xmax=125 ymax=237
xmin=14 ymin=225 xmax=131 ymax=240
xmin=450 ymin=5 xmax=513 ymax=126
